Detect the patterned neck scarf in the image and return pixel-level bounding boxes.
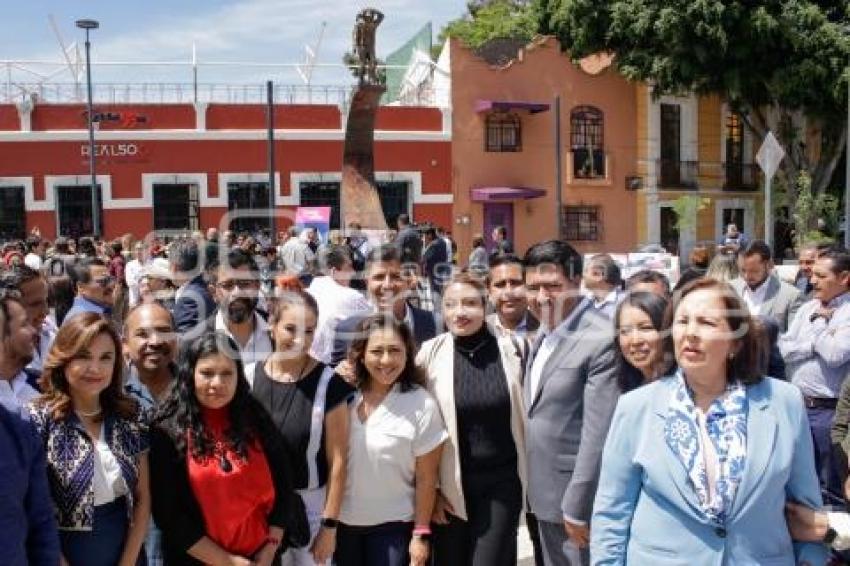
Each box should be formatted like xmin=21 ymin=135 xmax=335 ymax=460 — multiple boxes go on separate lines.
xmin=664 ymin=371 xmax=748 ymax=525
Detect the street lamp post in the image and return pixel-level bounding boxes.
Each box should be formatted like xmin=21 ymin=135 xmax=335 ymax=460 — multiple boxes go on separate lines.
xmin=76 ymin=18 xmax=100 ymax=238
xmin=842 ymin=24 xmax=850 ymax=249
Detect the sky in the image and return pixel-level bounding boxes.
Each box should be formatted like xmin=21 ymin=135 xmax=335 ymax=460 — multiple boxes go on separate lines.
xmin=1 ymin=0 xmax=466 ymax=93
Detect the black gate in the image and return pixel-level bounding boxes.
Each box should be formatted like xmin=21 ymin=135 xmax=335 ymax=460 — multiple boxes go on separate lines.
xmin=153 ymin=184 xmax=199 ymax=232
xmin=0 ymin=186 xmax=26 ymax=241
xmin=228 ymin=182 xmax=271 ymax=234
xmin=57 ymin=185 xmax=103 ymax=238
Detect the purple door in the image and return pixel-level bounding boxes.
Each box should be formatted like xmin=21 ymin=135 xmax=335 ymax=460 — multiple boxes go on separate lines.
xmin=483 ymin=202 xmax=514 ymax=251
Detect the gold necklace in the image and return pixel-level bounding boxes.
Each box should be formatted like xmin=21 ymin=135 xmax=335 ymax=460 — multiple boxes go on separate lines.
xmin=268 ymin=355 xmax=312 ymax=383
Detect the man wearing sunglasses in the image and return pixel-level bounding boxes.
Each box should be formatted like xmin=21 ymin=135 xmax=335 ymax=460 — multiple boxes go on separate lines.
xmin=63 ymin=257 xmax=116 ymax=325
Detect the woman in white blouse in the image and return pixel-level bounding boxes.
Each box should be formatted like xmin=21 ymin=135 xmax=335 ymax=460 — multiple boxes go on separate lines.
xmin=336 ymin=314 xmax=446 ymax=566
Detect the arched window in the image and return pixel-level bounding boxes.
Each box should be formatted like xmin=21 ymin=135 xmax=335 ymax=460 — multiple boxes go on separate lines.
xmin=570 ymin=106 xmax=605 ymax=178
xmin=485 ymin=112 xmax=522 ymax=152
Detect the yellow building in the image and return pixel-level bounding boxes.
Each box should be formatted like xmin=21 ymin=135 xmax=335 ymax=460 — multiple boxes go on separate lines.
xmin=635 ymin=87 xmax=765 ymax=261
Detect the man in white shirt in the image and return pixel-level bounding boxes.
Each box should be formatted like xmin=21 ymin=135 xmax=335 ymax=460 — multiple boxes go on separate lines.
xmin=212 ymin=248 xmax=273 ymax=383
xmin=307 ymin=245 xmax=371 ymax=364
xmin=731 ymin=239 xmax=803 ymax=332
xmin=124 ymin=242 xmax=146 ymax=308
xmin=0 ymin=289 xmax=39 ymax=413
xmin=582 ymin=253 xmax=624 ymax=319
xmin=23 ymin=236 xmax=46 ymax=271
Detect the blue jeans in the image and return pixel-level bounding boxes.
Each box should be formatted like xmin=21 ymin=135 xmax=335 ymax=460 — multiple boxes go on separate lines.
xmin=334 ymin=521 xmax=412 ymax=566
xmin=808 ymin=407 xmax=843 ymax=497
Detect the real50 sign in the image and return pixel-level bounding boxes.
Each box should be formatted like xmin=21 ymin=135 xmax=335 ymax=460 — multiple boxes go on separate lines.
xmin=79 ymin=142 xmax=149 ymax=164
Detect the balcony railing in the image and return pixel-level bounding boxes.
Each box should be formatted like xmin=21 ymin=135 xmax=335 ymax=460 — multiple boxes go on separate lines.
xmin=657 ymin=159 xmax=698 ymax=189
xmin=724 ymin=162 xmax=760 ymax=191
xmin=571 ymin=148 xmax=606 ymax=180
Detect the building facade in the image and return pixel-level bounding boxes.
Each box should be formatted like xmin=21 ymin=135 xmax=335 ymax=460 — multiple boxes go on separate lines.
xmin=635 ymin=89 xmax=766 ymax=261
xmin=0 ymin=101 xmax=452 ymax=240
xmin=448 ymin=36 xmax=640 ymax=259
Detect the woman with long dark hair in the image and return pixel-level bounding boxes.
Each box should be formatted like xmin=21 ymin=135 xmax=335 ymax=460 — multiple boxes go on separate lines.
xmin=613 ymin=291 xmax=674 ymax=393
xmin=27 ymin=312 xmax=149 ymax=566
xmin=336 ymin=314 xmax=446 ymax=566
xmin=252 ymin=289 xmax=352 ymax=565
xmin=149 ymin=332 xmax=308 ymax=566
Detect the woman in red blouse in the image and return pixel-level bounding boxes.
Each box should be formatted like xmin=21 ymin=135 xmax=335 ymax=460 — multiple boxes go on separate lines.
xmin=149 ymin=332 xmax=308 ymax=565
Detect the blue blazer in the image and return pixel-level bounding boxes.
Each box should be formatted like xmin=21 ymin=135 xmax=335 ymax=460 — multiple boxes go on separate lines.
xmin=172 ymin=275 xmax=216 ymax=335
xmin=591 ymin=376 xmax=827 ymax=566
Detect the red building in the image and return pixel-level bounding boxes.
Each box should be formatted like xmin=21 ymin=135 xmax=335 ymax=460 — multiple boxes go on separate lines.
xmin=0 ymin=101 xmax=452 ymax=240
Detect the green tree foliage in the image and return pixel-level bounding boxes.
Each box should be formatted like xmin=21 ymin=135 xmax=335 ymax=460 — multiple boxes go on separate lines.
xmin=342 ymin=51 xmax=387 ymax=85
xmin=438 ymin=0 xmax=539 ymax=49
xmin=537 ymin=0 xmax=849 ymax=236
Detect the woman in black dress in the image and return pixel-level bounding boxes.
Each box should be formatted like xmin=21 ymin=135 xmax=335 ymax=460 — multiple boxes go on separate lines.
xmin=252 ymin=289 xmax=353 ymax=565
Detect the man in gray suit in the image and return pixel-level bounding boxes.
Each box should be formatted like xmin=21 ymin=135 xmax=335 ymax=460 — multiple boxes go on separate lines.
xmin=731 ymin=239 xmax=804 ymax=332
xmin=523 ymin=240 xmax=619 ymax=566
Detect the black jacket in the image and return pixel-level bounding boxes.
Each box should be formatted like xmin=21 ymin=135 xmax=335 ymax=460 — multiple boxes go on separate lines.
xmin=331 ymin=305 xmax=438 ymax=366
xmin=395 ymin=227 xmax=423 ymax=264
xmin=149 ymin=423 xmax=308 ymax=565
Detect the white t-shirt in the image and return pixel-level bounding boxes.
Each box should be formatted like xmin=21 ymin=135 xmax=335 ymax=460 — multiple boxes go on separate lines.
xmin=306 ymin=276 xmax=371 ymax=364
xmin=339 ymin=384 xmax=447 ymax=526
xmin=24 ymin=253 xmax=42 ymax=271
xmin=125 ymin=259 xmax=144 ymax=307
xmin=93 ymin=423 xmax=129 ymax=505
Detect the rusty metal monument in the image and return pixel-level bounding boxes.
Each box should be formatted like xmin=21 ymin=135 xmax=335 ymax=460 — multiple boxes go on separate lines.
xmin=341 ymin=8 xmax=388 ymax=230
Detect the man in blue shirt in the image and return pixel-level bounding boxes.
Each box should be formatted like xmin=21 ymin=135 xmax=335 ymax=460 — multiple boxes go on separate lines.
xmin=63 ymin=257 xmax=115 ymax=325
xmin=780 ymin=247 xmax=850 ymax=496
xmin=0 ymin=402 xmax=60 ymax=565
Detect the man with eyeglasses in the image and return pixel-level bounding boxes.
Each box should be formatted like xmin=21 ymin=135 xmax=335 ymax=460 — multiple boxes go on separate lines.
xmin=211 ymin=248 xmax=272 ymax=385
xmin=63 ymin=257 xmax=116 ymax=325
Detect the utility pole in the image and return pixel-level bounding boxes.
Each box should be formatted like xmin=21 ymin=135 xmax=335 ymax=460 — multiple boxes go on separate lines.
xmin=76 ymin=18 xmax=100 ymax=238
xmin=267 ymin=80 xmax=277 ymax=236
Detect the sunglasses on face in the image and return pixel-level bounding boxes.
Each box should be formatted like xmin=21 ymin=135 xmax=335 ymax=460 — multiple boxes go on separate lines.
xmin=92 ymin=276 xmax=116 ymax=288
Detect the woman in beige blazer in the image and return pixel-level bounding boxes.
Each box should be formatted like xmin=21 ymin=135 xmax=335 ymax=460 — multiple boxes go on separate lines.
xmin=415 ymin=273 xmax=527 ymax=566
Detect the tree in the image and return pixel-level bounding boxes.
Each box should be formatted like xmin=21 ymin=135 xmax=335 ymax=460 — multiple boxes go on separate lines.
xmin=538 ymin=0 xmax=849 ymax=238
xmin=342 ymin=51 xmax=387 ymax=85
xmin=437 ymin=0 xmax=539 ymax=50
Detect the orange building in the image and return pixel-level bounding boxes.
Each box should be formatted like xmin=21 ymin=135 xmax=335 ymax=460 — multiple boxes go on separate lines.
xmin=0 ymin=101 xmax=452 ymax=240
xmin=446 ymin=37 xmax=640 ymax=258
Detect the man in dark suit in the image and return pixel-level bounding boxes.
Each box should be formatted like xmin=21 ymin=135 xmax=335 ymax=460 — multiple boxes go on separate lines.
xmin=523 ymin=240 xmax=619 ymax=566
xmin=421 ymin=226 xmax=448 ymax=307
xmin=169 ymin=239 xmax=216 ymax=336
xmin=331 ymin=244 xmax=437 ymax=366
xmin=394 ymin=213 xmax=422 ymax=264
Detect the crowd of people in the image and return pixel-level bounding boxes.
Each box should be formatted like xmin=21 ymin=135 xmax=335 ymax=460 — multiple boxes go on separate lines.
xmin=1 ymin=217 xmax=850 ymax=566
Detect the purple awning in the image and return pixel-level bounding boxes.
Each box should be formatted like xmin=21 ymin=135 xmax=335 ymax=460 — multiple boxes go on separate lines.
xmin=471 ymin=186 xmax=547 ymax=202
xmin=474 ymin=100 xmax=551 ymax=114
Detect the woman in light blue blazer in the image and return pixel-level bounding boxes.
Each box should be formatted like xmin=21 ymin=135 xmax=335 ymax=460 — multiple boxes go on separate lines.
xmin=591 ymin=278 xmax=827 ymax=566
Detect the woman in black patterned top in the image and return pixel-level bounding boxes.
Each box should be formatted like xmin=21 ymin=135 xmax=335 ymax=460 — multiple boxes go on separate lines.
xmin=252 ymin=289 xmax=353 ymax=565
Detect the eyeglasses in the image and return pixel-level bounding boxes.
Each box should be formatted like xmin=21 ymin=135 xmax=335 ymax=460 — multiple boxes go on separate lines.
xmin=92 ymin=276 xmax=116 ymax=288
xmin=218 ymin=279 xmax=260 ymax=291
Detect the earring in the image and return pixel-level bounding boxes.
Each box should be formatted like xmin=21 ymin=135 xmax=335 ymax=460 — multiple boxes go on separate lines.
xmin=728 ymin=352 xmax=734 ymax=360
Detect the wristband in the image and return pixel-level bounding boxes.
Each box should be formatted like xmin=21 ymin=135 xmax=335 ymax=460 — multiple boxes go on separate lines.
xmin=320 ymin=517 xmax=339 ymax=529
xmin=413 ymin=525 xmax=432 ymax=536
